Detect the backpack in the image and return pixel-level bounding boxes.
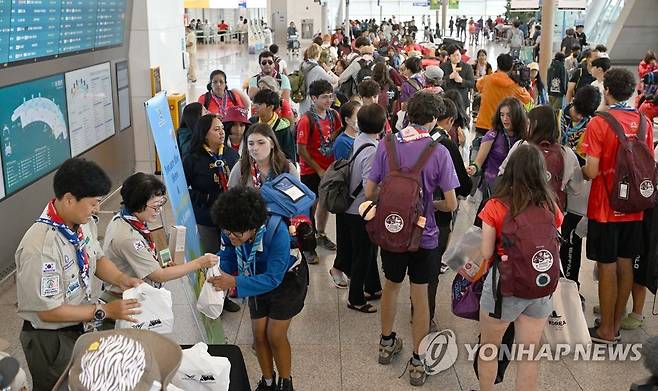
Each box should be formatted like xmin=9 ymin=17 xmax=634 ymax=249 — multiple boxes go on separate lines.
xmin=547 ymin=62 xmax=565 ymax=95
xmin=339 ymin=58 xmax=374 ymax=98
xmin=489 ymin=205 xmax=560 ymax=319
xmin=289 ymin=63 xmax=318 ymax=103
xmin=538 ymin=141 xmax=566 ymax=211
xmin=595 ymin=111 xmax=657 ymax=213
xmin=508 ymin=29 xmax=523 ymax=48
xmin=364 ymin=135 xmax=437 ymax=253
xmin=260 ymin=173 xmax=317 ymax=251
xmin=642 ymin=70 xmax=658 ymax=97
xmin=319 ymin=143 xmax=375 ymax=214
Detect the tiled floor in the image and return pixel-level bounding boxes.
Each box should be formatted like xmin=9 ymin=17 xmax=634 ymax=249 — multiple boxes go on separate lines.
xmin=1 ymin=39 xmax=656 ymax=390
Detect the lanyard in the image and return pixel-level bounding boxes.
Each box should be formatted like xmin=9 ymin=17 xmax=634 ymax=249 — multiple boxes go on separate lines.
xmin=236 ymin=225 xmax=266 ymax=277
xmin=36 ymin=201 xmax=92 ymax=301
xmin=251 ymin=161 xmax=263 ymax=189
xmin=204 ymin=145 xmax=229 ymax=192
xmin=211 ymin=93 xmax=229 ymax=118
xmin=310 ymin=109 xmax=335 ymax=156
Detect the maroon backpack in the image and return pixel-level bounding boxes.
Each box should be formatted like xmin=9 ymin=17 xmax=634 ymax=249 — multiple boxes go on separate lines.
xmin=365 ymin=135 xmax=437 ymax=253
xmin=489 ymin=205 xmax=560 ymax=319
xmin=538 ymin=141 xmax=566 ymax=211
xmin=596 ymin=111 xmax=657 ymax=213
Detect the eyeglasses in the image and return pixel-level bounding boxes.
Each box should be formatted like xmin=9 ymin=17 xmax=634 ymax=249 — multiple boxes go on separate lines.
xmin=261 ymin=60 xmax=274 ymax=65
xmin=146 ymin=196 xmax=168 ymax=211
xmin=222 ymin=229 xmax=248 ymax=240
xmin=318 ymin=93 xmax=334 ymax=99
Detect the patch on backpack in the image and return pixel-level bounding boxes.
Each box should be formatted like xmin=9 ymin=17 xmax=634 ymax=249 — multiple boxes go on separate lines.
xmin=639 ymin=180 xmax=654 ymax=198
xmin=536 ymin=273 xmax=551 ymax=287
xmin=384 ymin=214 xmax=404 ymax=233
xmin=531 ymin=249 xmax=553 ymax=272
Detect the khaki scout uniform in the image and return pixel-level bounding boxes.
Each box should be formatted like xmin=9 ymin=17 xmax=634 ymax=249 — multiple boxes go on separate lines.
xmin=102 ymin=216 xmax=162 ymax=300
xmin=15 ymin=210 xmax=103 ymax=391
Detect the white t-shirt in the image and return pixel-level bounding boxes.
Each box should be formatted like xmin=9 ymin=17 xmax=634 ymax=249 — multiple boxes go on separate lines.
xmin=591 ymin=79 xmax=606 ymax=112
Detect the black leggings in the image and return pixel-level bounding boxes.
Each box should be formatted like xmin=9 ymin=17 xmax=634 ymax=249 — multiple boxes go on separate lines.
xmin=559 ymin=212 xmax=584 ymax=287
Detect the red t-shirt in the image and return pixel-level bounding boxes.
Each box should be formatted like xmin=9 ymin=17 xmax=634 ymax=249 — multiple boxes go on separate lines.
xmin=296 ymin=110 xmax=341 ymax=176
xmin=581 ymin=109 xmax=655 ymax=223
xmin=479 ymin=198 xmax=564 ymax=257
xmin=640 ymin=101 xmax=658 ymax=123
xmin=197 ymin=90 xmax=244 ymax=119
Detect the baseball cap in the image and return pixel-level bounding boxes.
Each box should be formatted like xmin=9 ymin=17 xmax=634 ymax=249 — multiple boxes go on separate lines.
xmin=222 ymin=106 xmax=251 ymax=125
xmin=423 ymin=65 xmax=444 ymax=84
xmin=53 ymin=329 xmax=182 ymax=391
xmin=528 ymin=62 xmax=540 ymax=71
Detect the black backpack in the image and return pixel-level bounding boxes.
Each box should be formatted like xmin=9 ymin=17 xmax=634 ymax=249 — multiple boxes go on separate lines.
xmin=339 ymin=58 xmax=374 ymax=98
xmin=319 ymin=143 xmax=375 ymax=214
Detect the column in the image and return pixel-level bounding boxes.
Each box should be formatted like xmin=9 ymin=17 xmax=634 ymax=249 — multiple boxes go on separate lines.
xmin=539 ymin=0 xmax=555 ymax=82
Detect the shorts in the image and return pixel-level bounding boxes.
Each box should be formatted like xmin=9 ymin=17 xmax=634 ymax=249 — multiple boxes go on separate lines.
xmin=479 ymin=272 xmax=554 ymax=322
xmin=380 ymin=247 xmax=436 ymax=284
xmin=249 ymin=260 xmax=309 ymax=320
xmin=586 ymin=220 xmax=643 ymax=263
xmin=633 ymin=208 xmax=655 ymax=286
xmin=301 ymin=173 xmax=321 ymax=197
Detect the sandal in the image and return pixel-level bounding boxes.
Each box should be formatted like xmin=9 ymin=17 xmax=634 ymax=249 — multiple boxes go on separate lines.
xmin=329 ymin=269 xmax=348 ymax=289
xmin=347 ymin=302 xmax=377 ymax=313
xmin=364 ymin=291 xmax=383 ymax=301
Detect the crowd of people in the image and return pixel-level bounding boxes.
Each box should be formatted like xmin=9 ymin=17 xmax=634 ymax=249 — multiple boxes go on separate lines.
xmin=11 ymin=11 xmax=658 ymax=391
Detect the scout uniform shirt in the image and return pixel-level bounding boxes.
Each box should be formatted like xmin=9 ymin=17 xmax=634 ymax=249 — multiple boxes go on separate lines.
xmin=102 ymin=214 xmax=163 ymax=295
xmin=15 ymin=205 xmax=103 ymax=330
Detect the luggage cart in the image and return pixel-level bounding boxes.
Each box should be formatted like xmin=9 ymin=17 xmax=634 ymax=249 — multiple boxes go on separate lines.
xmin=287 ymin=34 xmax=300 ymax=57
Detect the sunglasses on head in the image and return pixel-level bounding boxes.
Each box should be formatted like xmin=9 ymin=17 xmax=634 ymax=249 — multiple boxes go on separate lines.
xmin=261 ymin=60 xmax=274 ymax=65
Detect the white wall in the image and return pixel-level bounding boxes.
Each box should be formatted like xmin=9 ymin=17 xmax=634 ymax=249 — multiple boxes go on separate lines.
xmin=129 ymin=0 xmax=187 ymax=172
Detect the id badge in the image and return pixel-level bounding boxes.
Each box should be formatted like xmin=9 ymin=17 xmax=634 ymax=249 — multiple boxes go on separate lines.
xmin=618 ymin=182 xmax=629 ymax=200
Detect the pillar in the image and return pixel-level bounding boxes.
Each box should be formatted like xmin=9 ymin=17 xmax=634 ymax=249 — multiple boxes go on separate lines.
xmin=539 ymin=0 xmax=555 ymax=83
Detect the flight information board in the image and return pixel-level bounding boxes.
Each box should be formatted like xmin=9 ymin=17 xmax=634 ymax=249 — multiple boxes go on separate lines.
xmin=0 ymin=0 xmax=127 ymax=65
xmin=0 ymin=74 xmax=71 ymax=195
xmin=65 ymin=62 xmax=115 ymax=157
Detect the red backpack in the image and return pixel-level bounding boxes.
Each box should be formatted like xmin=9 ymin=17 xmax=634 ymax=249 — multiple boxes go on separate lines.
xmin=364 ymin=135 xmax=437 ymax=253
xmin=538 ymin=141 xmax=566 ymax=211
xmin=489 ymin=205 xmax=560 ymax=319
xmin=596 ymin=111 xmax=657 ymax=213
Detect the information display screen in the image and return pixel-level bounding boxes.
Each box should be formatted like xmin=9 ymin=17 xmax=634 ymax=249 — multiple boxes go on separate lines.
xmin=65 ymin=62 xmax=115 ymax=156
xmin=116 ymin=60 xmax=130 ymax=131
xmin=0 ymin=74 xmax=71 ymax=195
xmin=0 ymin=0 xmax=127 ymax=65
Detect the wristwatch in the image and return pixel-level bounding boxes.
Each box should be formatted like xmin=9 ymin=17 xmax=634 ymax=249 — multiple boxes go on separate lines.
xmin=93 ymin=303 xmax=106 ymax=322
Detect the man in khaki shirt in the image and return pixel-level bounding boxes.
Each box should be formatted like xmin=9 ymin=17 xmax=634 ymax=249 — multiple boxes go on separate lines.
xmin=15 ymin=158 xmax=142 ymax=390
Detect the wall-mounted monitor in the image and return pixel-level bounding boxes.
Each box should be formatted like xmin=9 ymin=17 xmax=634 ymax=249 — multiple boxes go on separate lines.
xmin=0 ymin=0 xmax=127 ymax=67
xmin=65 ymin=62 xmax=115 ymax=157
xmin=0 ymin=74 xmax=71 ymax=196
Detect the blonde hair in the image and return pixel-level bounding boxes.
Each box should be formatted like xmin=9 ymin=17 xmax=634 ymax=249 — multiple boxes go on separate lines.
xmin=306 ymin=43 xmax=321 ymax=60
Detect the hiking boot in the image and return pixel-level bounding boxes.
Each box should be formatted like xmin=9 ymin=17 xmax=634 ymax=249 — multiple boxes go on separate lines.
xmin=408 ymin=358 xmax=428 ymax=387
xmin=316 ymin=233 xmax=337 ymax=250
xmin=224 ymin=297 xmax=241 ymax=312
xmin=620 ymin=313 xmax=644 ymax=330
xmin=378 ymin=332 xmax=403 ymax=365
xmin=255 ymin=372 xmax=277 ymax=391
xmin=303 ymin=250 xmax=319 ymax=265
xmin=277 ymin=377 xmax=294 ymax=391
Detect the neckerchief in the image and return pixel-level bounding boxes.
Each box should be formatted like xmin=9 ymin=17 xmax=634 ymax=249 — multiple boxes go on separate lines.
xmin=211 ymin=92 xmax=230 ymax=119
xmin=117 ymin=208 xmax=158 ymax=261
xmin=36 ymin=200 xmax=91 ymax=301
xmin=261 ymin=111 xmax=279 ymax=128
xmin=204 ymin=144 xmax=229 ymax=192
xmin=236 ymin=225 xmax=266 ymax=277
xmin=561 ymin=105 xmax=589 ymax=152
xmin=309 ymin=105 xmax=336 ymax=156
xmin=609 ymin=101 xmax=634 ymax=111
xmin=396 ymin=125 xmax=431 ymax=143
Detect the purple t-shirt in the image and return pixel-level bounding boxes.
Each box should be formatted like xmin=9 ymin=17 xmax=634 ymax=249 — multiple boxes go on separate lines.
xmin=368 ymin=137 xmax=460 ymax=249
xmin=400 ymin=74 xmax=426 ymax=103
xmin=482 ymin=129 xmax=517 ymax=186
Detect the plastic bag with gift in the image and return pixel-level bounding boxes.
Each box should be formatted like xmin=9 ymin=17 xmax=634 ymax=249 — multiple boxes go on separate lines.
xmin=196 ymin=265 xmax=226 ymax=319
xmin=115 ymin=283 xmax=174 ymax=334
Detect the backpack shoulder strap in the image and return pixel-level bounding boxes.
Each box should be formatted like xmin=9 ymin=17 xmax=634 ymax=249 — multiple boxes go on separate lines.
xmin=203 ymin=92 xmax=212 ymax=109
xmin=349 ymin=143 xmax=376 ymax=165
xmin=273 ymin=118 xmax=281 ymax=131
xmin=384 ymin=134 xmax=400 ymax=171
xmin=637 ymin=112 xmax=648 ymax=140
xmin=227 ymin=90 xmax=238 ymax=106
xmin=410 ymin=140 xmax=438 ymax=175
xmin=596 ymin=111 xmax=628 ymax=142
xmin=304 ymin=112 xmax=315 ymax=139
xmin=264 ymin=214 xmax=284 ymax=249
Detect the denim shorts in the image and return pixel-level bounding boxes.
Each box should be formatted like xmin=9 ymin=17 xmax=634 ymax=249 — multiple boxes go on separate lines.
xmin=479 ymin=271 xmax=554 ymax=322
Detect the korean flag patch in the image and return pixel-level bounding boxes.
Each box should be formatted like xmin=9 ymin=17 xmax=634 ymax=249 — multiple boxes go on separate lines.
xmin=42 ymin=261 xmax=57 ymax=274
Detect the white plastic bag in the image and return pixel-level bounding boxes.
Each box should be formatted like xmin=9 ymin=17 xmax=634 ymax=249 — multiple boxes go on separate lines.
xmin=171 ymin=342 xmax=231 ymax=391
xmin=444 ymin=226 xmax=483 ymax=272
xmin=395 ymin=110 xmax=406 ymax=131
xmin=541 ymin=278 xmax=591 ymax=347
xmin=196 ymin=265 xmax=225 ymax=319
xmin=115 ymin=283 xmax=174 ymax=334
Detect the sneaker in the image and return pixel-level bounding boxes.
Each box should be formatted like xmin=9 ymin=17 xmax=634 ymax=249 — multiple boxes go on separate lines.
xmin=277 ymin=377 xmax=294 ymax=391
xmin=255 ymin=373 xmax=277 ymax=391
xmin=408 ymin=358 xmax=428 ymax=387
xmin=439 ymin=262 xmax=449 ymax=275
xmin=620 ymin=313 xmax=644 ymax=330
xmin=303 ymin=250 xmax=319 ymax=265
xmin=378 ymin=333 xmax=403 ymax=365
xmin=223 ymin=297 xmax=241 ymax=313
xmin=316 ymin=233 xmax=337 ymax=251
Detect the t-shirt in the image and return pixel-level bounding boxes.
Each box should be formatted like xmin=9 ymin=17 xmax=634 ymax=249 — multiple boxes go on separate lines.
xmin=346 ymin=133 xmax=378 ymax=215
xmin=296 ymin=110 xmax=342 ymax=176
xmin=197 ymin=91 xmax=244 ymax=118
xmin=332 ymin=131 xmax=355 ymax=160
xmin=479 ymin=198 xmax=564 ymax=257
xmin=569 ymin=65 xmax=595 ymax=92
xmin=368 ymin=137 xmax=460 ymax=249
xmin=481 ymin=129 xmax=518 ymax=186
xmin=581 ymin=109 xmax=655 ymax=223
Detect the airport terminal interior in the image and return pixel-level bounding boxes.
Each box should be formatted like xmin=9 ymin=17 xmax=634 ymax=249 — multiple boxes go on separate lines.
xmin=0 ymin=0 xmax=658 ymax=390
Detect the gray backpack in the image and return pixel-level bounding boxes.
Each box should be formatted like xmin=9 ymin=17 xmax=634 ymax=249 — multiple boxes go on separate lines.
xmin=319 ymin=143 xmax=375 ymax=214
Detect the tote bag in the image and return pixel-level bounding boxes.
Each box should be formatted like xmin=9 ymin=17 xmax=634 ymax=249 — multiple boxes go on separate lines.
xmin=541 ymin=277 xmax=592 ymax=347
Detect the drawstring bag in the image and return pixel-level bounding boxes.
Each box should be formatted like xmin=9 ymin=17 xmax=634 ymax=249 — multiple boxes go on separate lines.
xmin=197 ymin=265 xmax=226 ymax=319
xmin=116 ymin=283 xmax=174 ymax=334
